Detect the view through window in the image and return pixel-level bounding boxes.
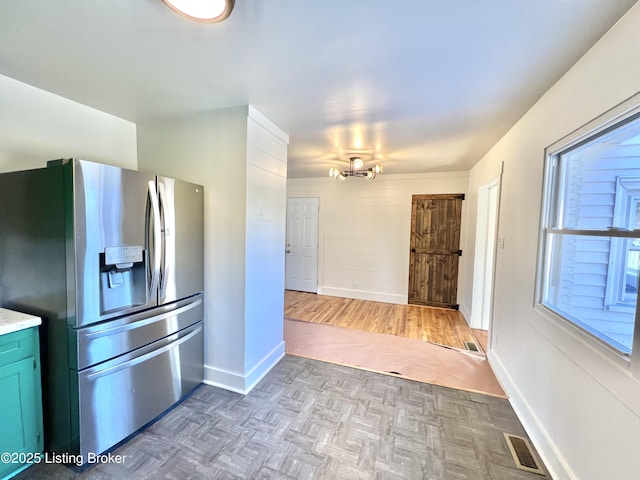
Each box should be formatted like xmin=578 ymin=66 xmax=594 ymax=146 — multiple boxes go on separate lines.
xmin=541 ymin=113 xmax=640 ymax=355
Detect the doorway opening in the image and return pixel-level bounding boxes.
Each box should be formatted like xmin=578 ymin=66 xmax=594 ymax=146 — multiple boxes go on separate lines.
xmin=471 ymin=179 xmax=500 ymax=334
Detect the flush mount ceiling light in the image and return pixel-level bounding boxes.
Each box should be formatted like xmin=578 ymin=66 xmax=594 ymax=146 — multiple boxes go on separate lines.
xmin=162 ymin=0 xmax=234 ymax=23
xmin=329 ymin=157 xmax=383 ymax=181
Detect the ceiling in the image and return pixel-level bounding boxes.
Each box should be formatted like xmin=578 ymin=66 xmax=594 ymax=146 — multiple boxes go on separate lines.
xmin=0 ymin=1 xmax=636 ymax=178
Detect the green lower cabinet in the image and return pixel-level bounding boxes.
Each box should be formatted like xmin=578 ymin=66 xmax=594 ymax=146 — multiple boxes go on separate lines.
xmin=0 ymin=327 xmax=43 ymax=480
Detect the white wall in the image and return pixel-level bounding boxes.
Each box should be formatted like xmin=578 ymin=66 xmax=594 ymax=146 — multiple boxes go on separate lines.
xmin=0 ymin=74 xmax=137 ymax=172
xmin=244 ymin=110 xmax=288 ymax=387
xmin=137 ymin=106 xmax=288 ymax=394
xmin=465 ymin=3 xmax=640 ymax=479
xmin=287 ymin=171 xmax=470 ymax=306
xmin=137 ymin=106 xmax=247 ymax=383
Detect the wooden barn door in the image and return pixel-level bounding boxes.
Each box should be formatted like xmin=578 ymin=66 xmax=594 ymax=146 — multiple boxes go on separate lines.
xmin=408 ymin=194 xmax=464 ymax=309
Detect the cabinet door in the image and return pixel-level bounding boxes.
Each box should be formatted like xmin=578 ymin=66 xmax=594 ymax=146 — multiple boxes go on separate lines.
xmin=0 ymin=357 xmax=42 ymax=479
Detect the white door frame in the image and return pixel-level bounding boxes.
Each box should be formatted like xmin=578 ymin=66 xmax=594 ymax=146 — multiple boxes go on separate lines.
xmin=470 ymin=177 xmax=501 ymax=331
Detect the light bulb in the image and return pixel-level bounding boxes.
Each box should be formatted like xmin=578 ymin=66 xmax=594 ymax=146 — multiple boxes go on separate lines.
xmin=352 ymin=157 xmax=363 ymax=169
xmin=162 ymin=0 xmax=234 ymax=22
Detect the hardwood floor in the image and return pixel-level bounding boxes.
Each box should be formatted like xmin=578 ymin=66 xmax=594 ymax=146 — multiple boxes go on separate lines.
xmin=284 ymin=290 xmax=483 ymax=352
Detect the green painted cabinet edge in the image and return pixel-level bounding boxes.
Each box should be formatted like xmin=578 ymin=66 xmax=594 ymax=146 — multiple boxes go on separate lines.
xmin=0 ymin=327 xmax=44 ymax=480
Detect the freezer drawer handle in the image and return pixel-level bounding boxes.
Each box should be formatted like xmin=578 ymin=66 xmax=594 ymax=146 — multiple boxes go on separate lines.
xmin=83 ymin=298 xmax=201 ymax=339
xmin=85 ymin=325 xmax=201 ymax=381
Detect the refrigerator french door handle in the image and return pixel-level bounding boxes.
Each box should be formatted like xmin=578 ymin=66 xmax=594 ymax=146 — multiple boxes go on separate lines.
xmin=158 ymin=180 xmax=168 ymax=300
xmin=148 ymin=180 xmax=162 ymax=298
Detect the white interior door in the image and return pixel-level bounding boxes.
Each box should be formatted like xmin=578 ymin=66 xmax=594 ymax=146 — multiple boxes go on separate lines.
xmin=285 ymin=197 xmax=319 ymax=292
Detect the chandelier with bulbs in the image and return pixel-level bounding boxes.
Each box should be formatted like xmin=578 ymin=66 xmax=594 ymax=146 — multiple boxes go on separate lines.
xmin=329 ymin=156 xmax=383 ymax=181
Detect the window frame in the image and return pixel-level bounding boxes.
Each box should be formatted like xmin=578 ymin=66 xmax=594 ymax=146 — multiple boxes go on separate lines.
xmin=605 ymin=177 xmax=640 ymax=311
xmin=536 ymin=92 xmax=640 ymax=375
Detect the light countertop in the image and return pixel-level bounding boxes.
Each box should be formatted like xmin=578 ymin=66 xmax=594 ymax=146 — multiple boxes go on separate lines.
xmin=0 ymin=308 xmax=42 ymax=336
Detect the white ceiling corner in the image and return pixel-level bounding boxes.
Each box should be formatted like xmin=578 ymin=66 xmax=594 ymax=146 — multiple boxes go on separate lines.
xmin=0 ymin=0 xmax=636 ymax=178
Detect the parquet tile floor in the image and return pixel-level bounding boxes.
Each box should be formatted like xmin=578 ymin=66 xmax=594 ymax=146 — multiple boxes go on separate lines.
xmin=19 ymin=356 xmax=548 ymax=480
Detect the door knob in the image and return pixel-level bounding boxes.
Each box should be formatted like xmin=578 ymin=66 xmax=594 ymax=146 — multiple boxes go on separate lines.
xmin=286 ymin=249 xmax=291 ymax=253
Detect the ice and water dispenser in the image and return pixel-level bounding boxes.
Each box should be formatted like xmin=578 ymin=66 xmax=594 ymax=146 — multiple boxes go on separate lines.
xmin=99 ymin=245 xmax=147 ymax=314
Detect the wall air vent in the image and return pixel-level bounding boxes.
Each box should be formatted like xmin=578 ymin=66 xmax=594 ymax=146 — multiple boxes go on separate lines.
xmin=504 ymin=433 xmax=546 ymax=475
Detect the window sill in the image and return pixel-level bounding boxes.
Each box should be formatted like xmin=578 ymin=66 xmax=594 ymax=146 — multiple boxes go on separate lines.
xmin=534 ymin=303 xmax=631 ymax=371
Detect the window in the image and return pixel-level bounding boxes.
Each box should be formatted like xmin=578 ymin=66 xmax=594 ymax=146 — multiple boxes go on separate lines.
xmin=540 ymin=105 xmax=640 ymax=357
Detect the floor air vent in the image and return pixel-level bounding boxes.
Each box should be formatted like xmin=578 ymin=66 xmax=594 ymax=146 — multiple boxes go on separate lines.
xmin=504 ymin=433 xmax=545 ymax=475
xmin=464 ymin=341 xmax=479 ymax=352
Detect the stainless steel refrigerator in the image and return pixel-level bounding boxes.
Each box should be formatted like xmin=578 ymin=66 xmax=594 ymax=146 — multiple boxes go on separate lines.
xmin=0 ymin=159 xmax=204 ymax=460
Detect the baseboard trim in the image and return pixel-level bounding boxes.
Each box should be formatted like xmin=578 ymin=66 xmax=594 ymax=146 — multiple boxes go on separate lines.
xmin=203 ymin=341 xmax=285 ymax=395
xmin=203 ymin=365 xmax=246 ymax=394
xmin=488 ymin=349 xmax=575 ymax=480
xmin=245 ymin=341 xmax=286 ymax=393
xmin=459 ymin=303 xmax=472 ymax=324
xmin=317 ymin=286 xmax=406 ymax=305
